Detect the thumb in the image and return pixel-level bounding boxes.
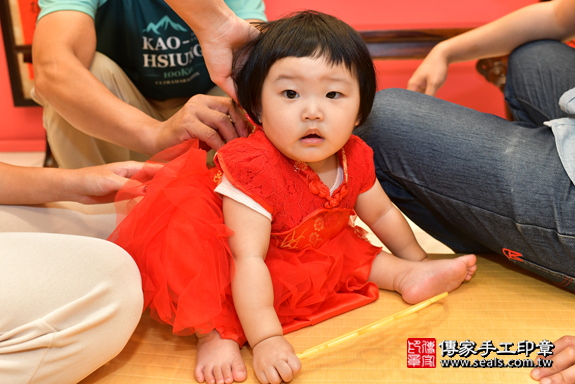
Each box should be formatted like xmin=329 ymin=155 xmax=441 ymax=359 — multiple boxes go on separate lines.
xmin=215 ymin=77 xmax=238 ymax=102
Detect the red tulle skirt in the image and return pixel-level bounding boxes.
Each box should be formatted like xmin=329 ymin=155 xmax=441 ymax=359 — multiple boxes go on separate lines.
xmin=110 ymin=140 xmax=381 ymax=346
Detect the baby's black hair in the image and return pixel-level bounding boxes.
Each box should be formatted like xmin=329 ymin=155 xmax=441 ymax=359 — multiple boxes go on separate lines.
xmin=232 ymin=10 xmax=376 ymax=127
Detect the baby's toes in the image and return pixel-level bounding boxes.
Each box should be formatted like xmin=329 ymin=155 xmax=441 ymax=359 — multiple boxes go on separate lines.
xmin=213 ymin=365 xmax=225 ymax=384
xmin=465 ymin=264 xmax=478 ymax=281
xmin=195 ymin=364 xmax=206 ymax=383
xmin=203 ymin=365 xmax=216 ymax=384
xmin=221 ymin=362 xmax=233 ymax=383
xmin=231 ymin=357 xmax=247 ymax=382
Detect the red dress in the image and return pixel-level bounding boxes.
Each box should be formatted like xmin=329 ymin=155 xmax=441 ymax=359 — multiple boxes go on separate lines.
xmin=110 ymin=130 xmax=382 ymax=346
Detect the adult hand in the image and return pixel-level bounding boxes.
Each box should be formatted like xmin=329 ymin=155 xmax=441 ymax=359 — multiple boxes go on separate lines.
xmin=407 ymin=46 xmax=450 ymax=96
xmin=197 ymin=15 xmax=260 ymax=101
xmin=531 ymin=335 xmax=575 ymax=384
xmin=149 ymin=94 xmax=250 ymax=154
xmin=252 ymin=335 xmax=302 ymax=384
xmin=68 ymin=161 xmax=151 ymax=204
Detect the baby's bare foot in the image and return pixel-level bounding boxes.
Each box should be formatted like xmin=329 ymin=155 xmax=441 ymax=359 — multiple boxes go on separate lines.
xmin=195 ymin=330 xmax=246 ymax=384
xmin=397 ymin=254 xmax=477 ymax=304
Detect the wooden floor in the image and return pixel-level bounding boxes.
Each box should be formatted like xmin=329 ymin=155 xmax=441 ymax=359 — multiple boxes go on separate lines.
xmin=80 ymin=254 xmax=574 ymax=383
xmin=3 ymin=151 xmax=570 ymax=383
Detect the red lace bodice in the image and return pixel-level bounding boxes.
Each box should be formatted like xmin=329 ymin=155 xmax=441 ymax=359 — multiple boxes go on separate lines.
xmin=214 ymin=130 xmax=376 ymax=233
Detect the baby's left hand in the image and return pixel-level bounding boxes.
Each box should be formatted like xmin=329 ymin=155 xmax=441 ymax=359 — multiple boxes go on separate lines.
xmin=252 ymin=335 xmax=302 ymax=384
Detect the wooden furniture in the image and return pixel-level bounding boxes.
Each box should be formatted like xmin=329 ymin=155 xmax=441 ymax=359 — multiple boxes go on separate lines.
xmin=359 ymin=28 xmax=470 ymax=60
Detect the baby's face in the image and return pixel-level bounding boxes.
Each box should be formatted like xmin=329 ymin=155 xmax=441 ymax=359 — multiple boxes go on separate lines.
xmin=259 ymin=56 xmax=360 ymax=170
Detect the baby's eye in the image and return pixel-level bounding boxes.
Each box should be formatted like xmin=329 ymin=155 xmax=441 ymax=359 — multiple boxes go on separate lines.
xmin=283 ymin=90 xmax=299 ymax=99
xmin=326 ymin=91 xmax=341 ymax=99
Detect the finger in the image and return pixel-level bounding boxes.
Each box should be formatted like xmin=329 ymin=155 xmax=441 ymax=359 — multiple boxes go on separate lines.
xmin=196 ymin=107 xmax=239 ymax=145
xmin=103 ymin=173 xmax=131 ymax=193
xmin=264 ymin=365 xmax=282 ymax=384
xmin=425 ymin=84 xmax=439 ymax=97
xmin=187 ymin=96 xmax=239 ymax=142
xmin=228 ymin=103 xmax=250 ymax=138
xmin=200 ymin=96 xmax=247 ymax=140
xmin=424 ymin=76 xmax=443 ymax=97
xmin=406 ymin=75 xmax=426 ymax=93
xmin=216 ymin=77 xmax=238 ymax=103
xmin=106 ymin=161 xmax=144 ymax=179
xmin=255 ymin=369 xmax=269 ymax=384
xmin=534 ymin=364 xmax=575 ymax=384
xmin=532 ymin=343 xmax=575 ymax=381
xmin=79 ymin=192 xmax=117 ymax=205
xmin=406 ymin=81 xmax=424 ymax=93
xmin=287 ymin=354 xmax=302 ymax=376
xmin=274 ymin=360 xmax=294 ymax=382
xmin=553 ymin=336 xmax=575 ymax=353
xmin=142 ymin=162 xmax=164 ymax=178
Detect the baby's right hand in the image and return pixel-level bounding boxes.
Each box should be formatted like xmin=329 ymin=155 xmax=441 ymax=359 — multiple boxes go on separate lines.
xmin=252 ymin=335 xmax=302 ymax=384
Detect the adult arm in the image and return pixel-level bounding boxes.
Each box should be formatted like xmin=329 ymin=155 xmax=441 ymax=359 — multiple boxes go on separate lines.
xmin=33 ymin=10 xmax=248 ymax=156
xmin=164 ymin=0 xmax=261 ymax=100
xmin=223 ymin=197 xmax=301 ymax=383
xmin=0 ymin=162 xmax=145 ymax=205
xmin=408 ymin=0 xmax=575 ymax=96
xmin=355 ymin=181 xmax=427 ymax=261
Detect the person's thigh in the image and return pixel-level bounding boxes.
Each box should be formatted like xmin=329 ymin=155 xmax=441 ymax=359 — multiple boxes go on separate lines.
xmin=0 ymin=233 xmax=143 ymax=384
xmin=505 ymin=40 xmax=575 ymax=125
xmin=357 ymin=88 xmax=575 ymax=290
xmin=0 ymin=202 xmax=116 ymax=239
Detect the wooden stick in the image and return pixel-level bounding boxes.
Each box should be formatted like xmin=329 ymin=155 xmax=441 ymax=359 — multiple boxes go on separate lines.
xmin=296 ymin=292 xmax=448 ymax=360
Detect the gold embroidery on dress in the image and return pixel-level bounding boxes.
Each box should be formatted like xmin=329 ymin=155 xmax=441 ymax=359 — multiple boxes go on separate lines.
xmin=278 ymin=228 xmax=308 ymax=249
xmin=293 ymin=161 xmax=308 ymax=173
xmin=213 ymin=170 xmax=223 ymax=184
xmin=341 ymin=148 xmax=349 ymax=183
xmin=309 ymin=232 xmax=321 ymax=247
xmin=314 ymin=217 xmax=324 ymax=231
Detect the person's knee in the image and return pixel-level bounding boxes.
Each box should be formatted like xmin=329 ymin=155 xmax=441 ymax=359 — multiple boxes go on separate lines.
xmin=89 ymin=52 xmax=125 ymax=87
xmin=370 ymin=88 xmax=414 ymax=119
xmin=508 ymin=40 xmax=567 ymax=78
xmin=94 ymin=240 xmax=143 ymax=350
xmin=359 ymin=88 xmax=427 ymax=148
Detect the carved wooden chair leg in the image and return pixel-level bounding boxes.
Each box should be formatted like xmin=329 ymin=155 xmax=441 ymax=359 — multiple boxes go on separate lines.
xmin=476 ymin=56 xmax=514 ymax=121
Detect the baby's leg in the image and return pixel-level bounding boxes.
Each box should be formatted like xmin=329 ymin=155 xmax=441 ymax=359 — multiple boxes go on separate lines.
xmin=195 ymin=330 xmax=246 ymax=384
xmin=368 ymin=252 xmax=477 ymax=304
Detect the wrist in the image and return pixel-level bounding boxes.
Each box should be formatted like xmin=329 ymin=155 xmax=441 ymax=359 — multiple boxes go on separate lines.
xmin=140 ymin=118 xmax=164 ymax=156
xmin=252 ymin=334 xmax=283 ymax=349
xmin=244 ymin=312 xmax=283 ymax=348
xmin=189 ymin=3 xmax=236 ymax=41
xmin=430 ymin=41 xmax=453 ymax=65
xmin=56 ymin=168 xmax=85 ymax=202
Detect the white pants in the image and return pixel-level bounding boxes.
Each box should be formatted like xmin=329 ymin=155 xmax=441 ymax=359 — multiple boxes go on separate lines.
xmin=0 ymin=204 xmax=143 ymax=383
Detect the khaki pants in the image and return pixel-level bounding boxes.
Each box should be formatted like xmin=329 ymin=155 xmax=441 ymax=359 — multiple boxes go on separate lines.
xmin=0 ymin=204 xmax=143 ymax=383
xmin=34 ymin=52 xmax=224 ymax=169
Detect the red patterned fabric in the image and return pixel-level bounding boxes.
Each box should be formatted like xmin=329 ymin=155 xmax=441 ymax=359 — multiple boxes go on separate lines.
xmin=214 ymin=130 xmax=376 ymax=232
xmin=110 ymin=131 xmax=381 ymax=346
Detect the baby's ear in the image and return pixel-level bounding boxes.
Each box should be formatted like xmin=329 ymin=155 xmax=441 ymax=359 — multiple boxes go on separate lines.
xmin=355 ymin=115 xmax=361 ymax=126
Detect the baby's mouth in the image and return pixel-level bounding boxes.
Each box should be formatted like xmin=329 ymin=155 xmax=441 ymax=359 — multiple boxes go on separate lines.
xmin=302 ymin=133 xmax=322 ymax=139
